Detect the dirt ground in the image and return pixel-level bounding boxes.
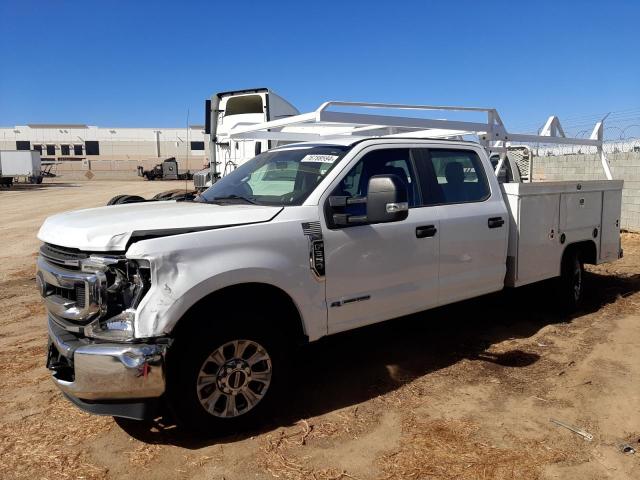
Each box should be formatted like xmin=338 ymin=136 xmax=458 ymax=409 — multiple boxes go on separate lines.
xmin=1 ymin=179 xmax=639 ymax=480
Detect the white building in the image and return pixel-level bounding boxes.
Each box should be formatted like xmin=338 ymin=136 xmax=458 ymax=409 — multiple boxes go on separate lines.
xmin=0 ymin=124 xmax=210 ymax=173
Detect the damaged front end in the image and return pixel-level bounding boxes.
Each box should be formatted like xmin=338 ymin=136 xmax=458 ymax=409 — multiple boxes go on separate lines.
xmin=37 ymin=243 xmax=151 ymax=341
xmin=37 ymin=243 xmax=167 ymax=419
xmin=80 ymin=255 xmax=151 ymax=342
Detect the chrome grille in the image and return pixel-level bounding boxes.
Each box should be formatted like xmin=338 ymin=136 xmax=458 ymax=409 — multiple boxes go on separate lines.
xmin=40 ymin=243 xmax=88 ymax=270
xmin=75 ymin=285 xmax=86 ymax=308
xmin=36 ymin=255 xmax=106 ymax=323
xmin=51 ymin=285 xmax=77 ymax=303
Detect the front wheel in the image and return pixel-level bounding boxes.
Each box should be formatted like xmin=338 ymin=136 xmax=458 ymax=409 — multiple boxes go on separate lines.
xmin=166 ymin=325 xmax=284 ymax=433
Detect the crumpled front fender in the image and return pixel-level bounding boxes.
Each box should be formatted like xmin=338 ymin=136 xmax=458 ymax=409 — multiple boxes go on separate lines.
xmin=126 ymin=217 xmax=327 ymax=342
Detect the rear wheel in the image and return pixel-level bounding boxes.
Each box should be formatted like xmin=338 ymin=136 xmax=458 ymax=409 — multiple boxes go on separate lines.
xmin=167 ymin=313 xmax=287 ymax=434
xmin=557 ymin=250 xmax=584 ymax=312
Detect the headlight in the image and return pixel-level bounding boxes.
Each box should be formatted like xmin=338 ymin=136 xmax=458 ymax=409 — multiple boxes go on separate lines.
xmin=81 ymin=256 xmax=151 ymax=342
xmin=84 ymin=309 xmax=136 ymax=342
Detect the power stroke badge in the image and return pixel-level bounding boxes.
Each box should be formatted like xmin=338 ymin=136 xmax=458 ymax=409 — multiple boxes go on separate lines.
xmin=301 ymin=221 xmax=325 ymax=278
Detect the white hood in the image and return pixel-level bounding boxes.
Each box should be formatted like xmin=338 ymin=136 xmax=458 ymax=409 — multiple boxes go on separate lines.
xmin=37 ymin=201 xmax=283 ymax=251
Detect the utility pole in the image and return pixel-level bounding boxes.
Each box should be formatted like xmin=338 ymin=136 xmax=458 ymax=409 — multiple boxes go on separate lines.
xmin=185 ymin=109 xmax=190 ymax=193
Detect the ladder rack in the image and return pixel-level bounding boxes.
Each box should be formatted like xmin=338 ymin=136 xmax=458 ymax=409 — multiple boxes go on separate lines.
xmin=225 ymin=101 xmax=612 ymax=180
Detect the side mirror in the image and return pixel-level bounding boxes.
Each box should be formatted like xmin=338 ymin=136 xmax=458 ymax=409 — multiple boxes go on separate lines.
xmin=366 ymin=174 xmax=409 ymax=223
xmin=328 ymin=174 xmax=408 ymax=227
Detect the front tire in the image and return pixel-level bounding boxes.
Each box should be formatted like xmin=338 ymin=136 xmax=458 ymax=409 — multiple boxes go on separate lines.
xmin=166 ymin=321 xmax=285 ymax=434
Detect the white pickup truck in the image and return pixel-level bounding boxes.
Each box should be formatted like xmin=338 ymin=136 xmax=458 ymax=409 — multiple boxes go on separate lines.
xmin=37 ymin=101 xmax=623 ymax=431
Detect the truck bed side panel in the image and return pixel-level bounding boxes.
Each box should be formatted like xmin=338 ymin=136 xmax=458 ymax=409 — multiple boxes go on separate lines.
xmin=504 ymin=190 xmax=561 ymax=287
xmin=600 ymin=189 xmax=623 ymax=262
xmin=503 ymin=180 xmax=623 ymax=288
xmin=560 ymin=191 xmax=601 ymax=232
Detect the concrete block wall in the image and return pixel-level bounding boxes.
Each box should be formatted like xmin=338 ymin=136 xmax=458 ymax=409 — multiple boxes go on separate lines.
xmin=532 ymin=151 xmax=640 ymax=232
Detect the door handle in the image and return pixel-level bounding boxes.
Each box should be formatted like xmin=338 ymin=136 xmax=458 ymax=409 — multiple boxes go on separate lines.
xmin=488 ymin=217 xmax=505 ymax=228
xmin=416 ymin=225 xmax=437 ymax=238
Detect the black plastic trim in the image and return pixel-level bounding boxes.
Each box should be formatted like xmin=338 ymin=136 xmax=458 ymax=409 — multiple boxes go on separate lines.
xmin=265 ymin=92 xmax=272 ymax=149
xmin=216 ymin=87 xmax=269 ymax=99
xmin=204 ymin=99 xmax=212 ymax=134
xmin=62 ymin=392 xmax=162 ymax=420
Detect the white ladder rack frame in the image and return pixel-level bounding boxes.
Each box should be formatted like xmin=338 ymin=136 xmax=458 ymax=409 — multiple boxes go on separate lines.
xmin=225 ymin=101 xmax=612 ymax=180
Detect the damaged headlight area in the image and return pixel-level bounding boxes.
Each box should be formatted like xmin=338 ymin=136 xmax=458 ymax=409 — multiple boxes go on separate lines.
xmin=81 ymin=256 xmax=151 ymax=342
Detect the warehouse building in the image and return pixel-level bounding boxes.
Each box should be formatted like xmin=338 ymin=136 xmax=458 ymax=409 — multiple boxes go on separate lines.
xmin=0 ymin=124 xmax=210 ymax=177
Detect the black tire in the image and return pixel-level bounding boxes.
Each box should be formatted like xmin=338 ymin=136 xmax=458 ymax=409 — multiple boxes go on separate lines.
xmin=166 ymin=307 xmax=288 ymax=434
xmin=117 ymin=194 xmax=146 ymax=204
xmin=556 ymin=249 xmax=584 ymax=312
xmin=152 ymin=190 xmax=183 ymax=201
xmin=170 ymin=192 xmax=196 ymax=201
xmin=107 ymin=194 xmax=128 ymax=205
xmin=152 ymin=191 xmax=173 ymax=200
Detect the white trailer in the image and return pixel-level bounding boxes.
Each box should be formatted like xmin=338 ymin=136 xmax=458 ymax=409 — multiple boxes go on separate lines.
xmin=0 ymin=150 xmax=43 ymax=186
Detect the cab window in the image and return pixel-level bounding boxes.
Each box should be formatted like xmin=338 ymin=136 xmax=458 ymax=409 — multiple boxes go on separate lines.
xmin=332 ymin=148 xmax=418 ymax=214
xmin=224 ymin=95 xmax=264 ymax=115
xmin=415 ymin=149 xmax=490 ymax=205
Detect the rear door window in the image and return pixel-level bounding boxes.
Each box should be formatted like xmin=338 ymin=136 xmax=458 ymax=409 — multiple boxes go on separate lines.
xmin=415 ymin=149 xmax=490 ymax=205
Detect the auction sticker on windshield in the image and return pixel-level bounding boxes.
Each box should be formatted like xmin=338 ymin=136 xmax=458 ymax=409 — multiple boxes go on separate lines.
xmin=300 ymin=154 xmax=339 ymax=164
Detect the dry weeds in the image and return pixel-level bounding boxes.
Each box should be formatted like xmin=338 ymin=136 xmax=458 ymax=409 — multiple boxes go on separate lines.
xmin=124 ymin=443 xmax=162 ymax=468
xmin=0 ymin=397 xmax=112 ymax=480
xmin=376 ymin=416 xmax=569 ymax=480
xmin=1 ymin=194 xmax=639 ymax=480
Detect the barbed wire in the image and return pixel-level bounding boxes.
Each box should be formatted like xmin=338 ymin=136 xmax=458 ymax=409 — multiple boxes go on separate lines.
xmin=531 ymin=135 xmax=640 ymax=157
xmin=508 ymin=110 xmax=640 ymax=156
xmin=510 ymin=106 xmax=640 ymax=134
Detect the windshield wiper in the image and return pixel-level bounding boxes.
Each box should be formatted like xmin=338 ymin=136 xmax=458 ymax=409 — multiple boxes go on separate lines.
xmin=208 ymin=195 xmax=258 ymax=205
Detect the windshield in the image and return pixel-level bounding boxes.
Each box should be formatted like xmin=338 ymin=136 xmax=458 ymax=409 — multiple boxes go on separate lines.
xmin=198 ymin=145 xmax=350 ymax=206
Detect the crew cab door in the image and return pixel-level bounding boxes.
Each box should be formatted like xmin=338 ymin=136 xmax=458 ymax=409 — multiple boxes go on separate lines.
xmin=321 ymin=146 xmax=440 ymax=334
xmin=413 ymin=148 xmax=508 ymax=305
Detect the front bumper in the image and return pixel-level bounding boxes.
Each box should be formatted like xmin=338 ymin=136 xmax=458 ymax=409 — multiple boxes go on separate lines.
xmin=47 ymin=316 xmax=168 ymax=417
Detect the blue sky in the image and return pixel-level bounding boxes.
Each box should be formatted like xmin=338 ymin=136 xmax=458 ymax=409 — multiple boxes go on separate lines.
xmin=1 ymin=0 xmax=639 ymax=134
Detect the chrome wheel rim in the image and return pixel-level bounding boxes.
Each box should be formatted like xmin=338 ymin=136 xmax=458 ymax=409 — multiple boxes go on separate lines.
xmin=196 ymin=339 xmax=272 ymax=418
